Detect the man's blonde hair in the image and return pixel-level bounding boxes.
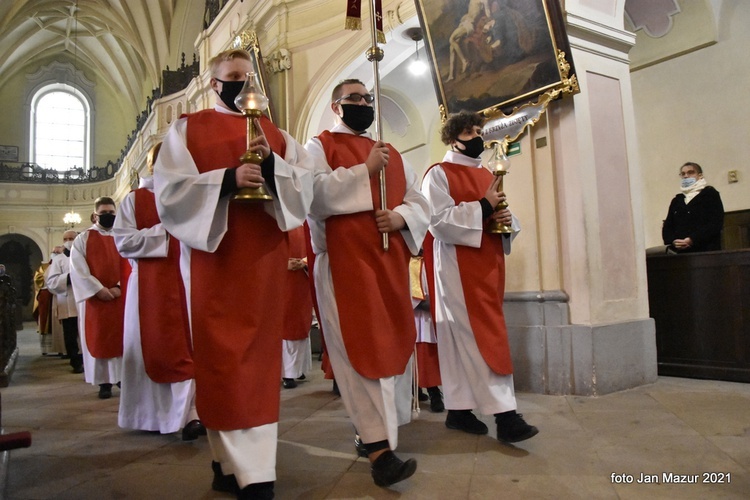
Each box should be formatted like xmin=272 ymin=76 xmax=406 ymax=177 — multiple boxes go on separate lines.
xmin=208 ymin=49 xmax=252 ymax=77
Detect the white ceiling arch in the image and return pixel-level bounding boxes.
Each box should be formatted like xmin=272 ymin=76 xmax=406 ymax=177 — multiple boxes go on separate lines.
xmin=0 ymin=0 xmax=191 ymax=114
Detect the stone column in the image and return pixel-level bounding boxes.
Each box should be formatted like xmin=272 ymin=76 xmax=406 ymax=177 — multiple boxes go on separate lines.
xmin=506 ymin=2 xmax=657 ymax=395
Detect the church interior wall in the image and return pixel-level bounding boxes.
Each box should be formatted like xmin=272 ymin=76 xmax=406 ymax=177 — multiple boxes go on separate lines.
xmin=4 ymin=0 xmax=744 ymax=394
xmin=1 ymin=55 xmax=130 ymax=171
xmin=630 ymin=0 xmax=750 ymax=248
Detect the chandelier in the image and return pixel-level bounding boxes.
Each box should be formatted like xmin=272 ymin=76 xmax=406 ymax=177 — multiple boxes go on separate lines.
xmin=63 ymin=210 xmax=82 ymax=228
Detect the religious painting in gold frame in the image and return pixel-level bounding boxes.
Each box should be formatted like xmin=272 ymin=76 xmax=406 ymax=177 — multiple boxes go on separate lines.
xmin=414 ymin=0 xmax=578 ymax=120
xmin=231 ymin=30 xmax=277 ymax=123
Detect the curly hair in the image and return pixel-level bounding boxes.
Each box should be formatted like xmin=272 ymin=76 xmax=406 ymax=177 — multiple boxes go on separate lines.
xmin=440 ymin=111 xmax=485 ymax=145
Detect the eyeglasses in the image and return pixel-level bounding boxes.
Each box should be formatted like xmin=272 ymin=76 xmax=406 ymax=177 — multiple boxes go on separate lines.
xmin=334 ymin=93 xmax=375 ymax=104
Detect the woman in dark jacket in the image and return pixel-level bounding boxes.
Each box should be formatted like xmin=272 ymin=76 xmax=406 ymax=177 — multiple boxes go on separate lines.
xmin=662 ymin=162 xmax=724 ymax=253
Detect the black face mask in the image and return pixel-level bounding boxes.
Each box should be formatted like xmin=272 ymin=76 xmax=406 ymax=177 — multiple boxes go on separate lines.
xmin=455 ymin=136 xmax=485 ymax=159
xmin=215 ymin=79 xmax=245 ymax=112
xmin=97 ymin=213 xmax=116 ymax=229
xmin=340 ymin=104 xmax=375 ymax=132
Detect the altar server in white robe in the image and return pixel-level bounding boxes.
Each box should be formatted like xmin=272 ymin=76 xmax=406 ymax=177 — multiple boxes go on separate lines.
xmin=281 ymin=226 xmax=313 ymax=389
xmin=154 ymin=49 xmax=314 ymax=499
xmin=305 ymin=78 xmax=429 ymax=488
xmin=70 ymin=197 xmax=127 ymax=400
xmin=113 ymin=145 xmax=201 ymax=438
xmin=46 ymin=233 xmax=84 ymax=373
xmin=421 ymin=111 xmax=538 ymax=443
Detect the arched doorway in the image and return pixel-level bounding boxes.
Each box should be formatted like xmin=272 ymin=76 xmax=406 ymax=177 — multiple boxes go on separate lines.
xmin=0 ymin=234 xmax=45 ymax=326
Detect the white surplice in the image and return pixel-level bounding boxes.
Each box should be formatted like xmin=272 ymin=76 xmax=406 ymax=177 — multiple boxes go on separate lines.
xmin=69 ymin=225 xmax=122 ymax=386
xmin=304 ymin=124 xmax=429 ymax=447
xmin=113 ymin=177 xmax=196 ymax=434
xmin=422 ymin=151 xmax=520 ymax=415
xmin=282 ymin=338 xmax=312 ymax=379
xmin=153 ymin=104 xmax=314 ymax=487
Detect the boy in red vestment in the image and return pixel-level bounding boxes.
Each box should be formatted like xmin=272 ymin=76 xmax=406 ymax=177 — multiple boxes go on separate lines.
xmin=305 ymin=79 xmax=429 ymax=488
xmin=421 ymin=111 xmax=538 ymax=443
xmin=154 ymin=49 xmax=313 ymax=499
xmin=69 ymin=197 xmax=128 ymax=399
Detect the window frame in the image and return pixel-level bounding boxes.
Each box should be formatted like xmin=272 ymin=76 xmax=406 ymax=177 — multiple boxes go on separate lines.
xmin=29 ymin=83 xmax=92 ymax=172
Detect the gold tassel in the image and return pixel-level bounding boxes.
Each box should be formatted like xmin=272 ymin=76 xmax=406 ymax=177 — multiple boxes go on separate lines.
xmin=377 ymin=30 xmax=386 ymax=44
xmin=345 ymin=16 xmax=362 ymax=30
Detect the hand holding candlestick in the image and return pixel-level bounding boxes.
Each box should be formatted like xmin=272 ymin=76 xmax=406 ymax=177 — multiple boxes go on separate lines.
xmin=486 ymin=140 xmax=513 ymax=234
xmin=233 ymin=71 xmax=273 ymax=201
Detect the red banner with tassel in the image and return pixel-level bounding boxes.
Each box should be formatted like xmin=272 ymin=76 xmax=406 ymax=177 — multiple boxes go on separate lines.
xmin=345 ymin=0 xmax=385 ymax=43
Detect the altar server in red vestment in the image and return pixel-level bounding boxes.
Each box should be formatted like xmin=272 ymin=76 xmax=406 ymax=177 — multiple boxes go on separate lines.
xmin=113 ymin=143 xmax=203 ymax=439
xmin=70 ymin=197 xmax=128 ymax=400
xmin=154 ymin=49 xmax=314 ymax=499
xmin=281 ymin=226 xmax=313 ymax=389
xmin=305 ymin=78 xmax=429 ymax=488
xmin=421 ymin=111 xmax=538 ymax=443
xmin=33 ymin=258 xmax=54 ymax=352
xmin=409 ymin=254 xmax=444 ymax=413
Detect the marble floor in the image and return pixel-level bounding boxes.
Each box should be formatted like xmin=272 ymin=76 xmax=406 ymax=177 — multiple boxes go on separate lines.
xmin=1 ymin=323 xmax=749 ymax=499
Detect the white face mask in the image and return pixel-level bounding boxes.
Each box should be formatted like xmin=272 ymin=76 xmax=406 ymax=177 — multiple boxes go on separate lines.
xmin=63 ymin=240 xmax=73 ymax=251
xmin=681 ymin=177 xmax=697 ymax=189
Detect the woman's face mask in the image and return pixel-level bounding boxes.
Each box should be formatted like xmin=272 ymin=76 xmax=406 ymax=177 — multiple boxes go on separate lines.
xmin=681 ymin=177 xmax=697 ymax=189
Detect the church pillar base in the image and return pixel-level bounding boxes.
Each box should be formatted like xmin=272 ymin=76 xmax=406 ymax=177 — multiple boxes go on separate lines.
xmin=504 ymin=292 xmax=657 ymax=396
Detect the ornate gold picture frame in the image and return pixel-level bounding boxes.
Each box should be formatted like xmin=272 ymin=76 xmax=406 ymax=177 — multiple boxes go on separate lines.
xmin=415 ymin=0 xmax=579 ymax=123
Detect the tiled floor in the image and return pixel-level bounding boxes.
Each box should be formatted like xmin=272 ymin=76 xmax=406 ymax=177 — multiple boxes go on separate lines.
xmin=2 ymin=323 xmax=749 ymax=499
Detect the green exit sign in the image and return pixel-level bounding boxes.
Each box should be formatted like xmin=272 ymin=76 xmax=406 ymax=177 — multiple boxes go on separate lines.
xmin=507 ymin=142 xmax=521 ymax=157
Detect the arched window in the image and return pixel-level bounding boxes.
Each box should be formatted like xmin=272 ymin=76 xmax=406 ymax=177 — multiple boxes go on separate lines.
xmin=30 ymin=83 xmax=90 ymax=171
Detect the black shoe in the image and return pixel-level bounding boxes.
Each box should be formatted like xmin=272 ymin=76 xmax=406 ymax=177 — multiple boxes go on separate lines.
xmin=181 ymin=419 xmax=207 ymax=441
xmin=417 ymin=388 xmax=428 ymax=402
xmin=445 ymin=410 xmax=488 ymax=435
xmin=116 ymin=381 xmax=121 ymax=389
xmin=354 ymin=434 xmax=368 ymax=458
xmin=72 ymin=365 xmax=84 ymax=374
xmin=98 ymin=384 xmax=112 ymax=399
xmin=211 ymin=461 xmax=240 ymax=494
xmin=370 ymin=450 xmax=417 ymax=487
xmin=238 ymin=481 xmax=274 ymax=499
xmin=495 ymin=410 xmax=538 ymax=443
xmin=427 ymin=387 xmax=444 ymax=413
xmin=332 ymin=380 xmax=340 ymax=396
xmin=297 ymin=374 xmax=306 ymax=380
xmin=282 ymin=378 xmax=297 ymax=389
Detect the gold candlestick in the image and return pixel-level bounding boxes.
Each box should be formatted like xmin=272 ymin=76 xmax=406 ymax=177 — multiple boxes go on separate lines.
xmin=233 ymin=71 xmax=272 ymax=201
xmin=486 ymin=140 xmax=512 ymax=234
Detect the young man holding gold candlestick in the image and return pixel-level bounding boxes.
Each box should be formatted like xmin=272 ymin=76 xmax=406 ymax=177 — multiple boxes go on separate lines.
xmin=421 ymin=111 xmax=538 ymax=444
xmin=154 ymin=49 xmax=314 ymax=499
